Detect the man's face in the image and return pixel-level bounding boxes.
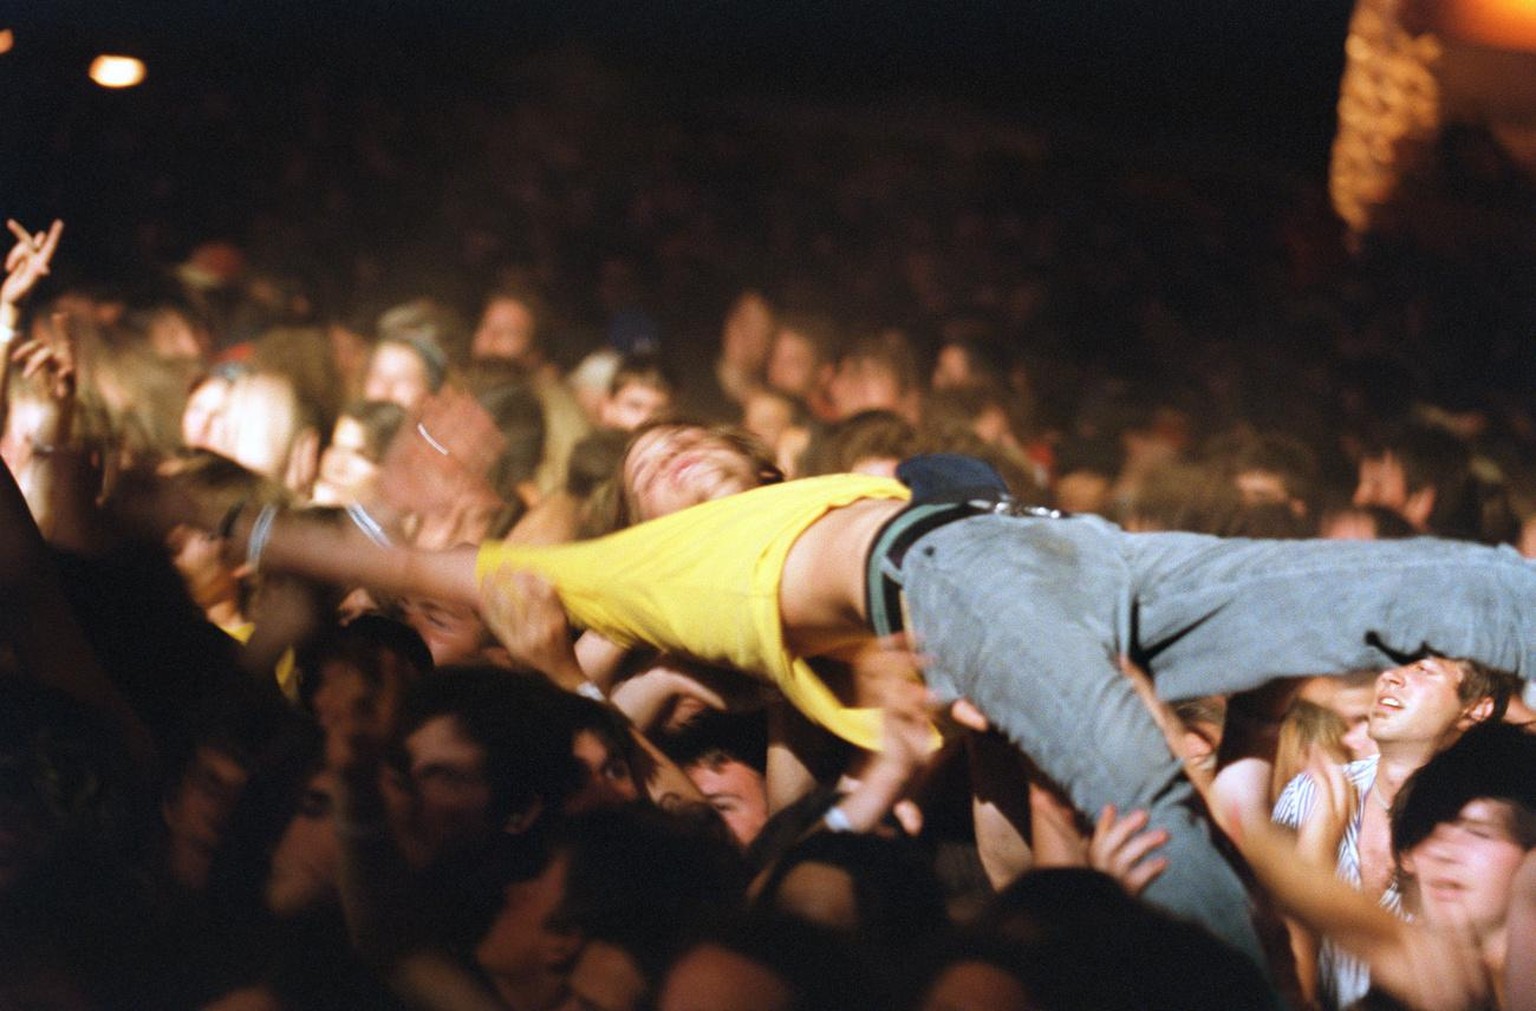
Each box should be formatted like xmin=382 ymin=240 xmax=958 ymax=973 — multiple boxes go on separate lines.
xmin=313 ymin=416 xmax=381 ymax=507
xmin=404 ymin=715 xmax=493 ymax=858
xmin=566 ymin=729 xmax=639 ymax=814
xmin=1369 ymin=658 xmax=1478 ymax=747
xmin=475 ymin=852 xmax=574 ymax=1009
xmin=474 ymin=297 xmax=536 ymax=364
xmin=266 ymin=770 xmax=342 ymax=918
xmin=399 ymin=597 xmax=489 ymax=667
xmin=1353 ymin=452 xmax=1409 ymax=514
xmin=621 ymin=426 xmax=760 ymax=521
xmin=163 ymin=746 xmax=249 ymax=890
xmin=827 ymin=357 xmax=902 ymax=420
xmin=363 ymin=343 xmax=432 ymax=415
xmin=766 ymin=330 xmax=817 ymax=397
xmin=1401 ymin=798 xmax=1529 ymax=934
xmin=600 ymin=383 xmax=671 ymax=432
xmin=686 ymin=757 xmax=768 ymax=849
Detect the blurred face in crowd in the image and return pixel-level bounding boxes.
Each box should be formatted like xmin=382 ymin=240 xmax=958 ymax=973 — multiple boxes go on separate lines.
xmin=827 ymin=356 xmax=904 ymax=421
xmin=312 ymin=415 xmax=381 ymax=506
xmin=474 ymin=296 xmax=537 ymax=365
xmin=1369 ymin=658 xmax=1485 ymax=749
xmin=1400 ymin=798 xmax=1530 ymax=937
xmin=658 ymin=944 xmax=795 ymax=1011
xmin=475 ymin=851 xmax=576 ymax=1011
xmin=182 ymin=374 xmax=232 ymax=451
xmin=621 ymin=425 xmax=763 ymax=522
xmin=766 ymin=330 xmax=818 ymax=398
xmin=363 ymin=342 xmax=432 ymax=414
xmin=919 ymin=961 xmax=1034 ymax=1011
xmin=266 ymin=770 xmax=342 ymax=918
xmin=1353 ymin=452 xmax=1429 ymax=529
xmin=403 ymin=714 xmax=493 ymax=859
xmin=148 ymin=307 xmax=210 ymax=362
xmin=167 ymin=523 xmax=240 ymax=615
xmin=557 ymin=940 xmax=650 ymax=1011
xmin=163 ymin=745 xmax=249 ymax=890
xmin=309 ymin=657 xmax=406 ymax=741
xmin=686 ymin=757 xmax=768 ymax=849
xmin=209 ymin=372 xmax=305 ymax=482
xmin=398 ymin=597 xmax=491 ymax=668
xmin=600 ymin=381 xmax=671 ymax=433
xmin=566 ymin=729 xmax=639 ymax=813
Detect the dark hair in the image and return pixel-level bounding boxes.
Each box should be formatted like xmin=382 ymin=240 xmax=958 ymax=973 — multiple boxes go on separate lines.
xmin=1364 ymin=421 xmax=1518 ymax=544
xmin=609 ymin=351 xmax=676 ymax=398
xmin=1447 ymin=655 xmax=1523 ymax=723
xmin=663 ymin=708 xmax=769 ymax=777
xmin=548 ymin=805 xmax=749 ymax=984
xmin=337 ymin=400 xmax=408 ymax=462
xmin=799 ymin=409 xmax=915 ymax=477
xmin=396 ymin=666 xmax=583 ymax=827
xmin=477 ymin=380 xmax=547 ymax=496
xmin=377 ymin=298 xmax=468 ymax=374
xmin=756 ymin=830 xmax=949 ymax=954
xmin=295 ymin=614 xmax=433 ymax=713
xmin=1392 ymin=722 xmax=1536 ymax=858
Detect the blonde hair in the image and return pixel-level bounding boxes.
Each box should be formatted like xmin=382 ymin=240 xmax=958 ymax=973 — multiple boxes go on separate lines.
xmin=1271 ymin=699 xmax=1351 ymax=801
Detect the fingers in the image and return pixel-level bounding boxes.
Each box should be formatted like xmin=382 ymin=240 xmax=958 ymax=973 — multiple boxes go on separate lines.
xmin=1090 ymin=805 xmax=1170 ymax=896
xmin=949 ymin=697 xmax=991 ymax=732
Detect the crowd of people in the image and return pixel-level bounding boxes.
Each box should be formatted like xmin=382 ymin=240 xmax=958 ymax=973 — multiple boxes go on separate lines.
xmin=4 ymin=65 xmax=1536 ymax=1011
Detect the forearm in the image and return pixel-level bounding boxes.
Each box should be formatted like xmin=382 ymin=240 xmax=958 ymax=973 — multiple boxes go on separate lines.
xmin=230 ymin=505 xmax=480 ymax=606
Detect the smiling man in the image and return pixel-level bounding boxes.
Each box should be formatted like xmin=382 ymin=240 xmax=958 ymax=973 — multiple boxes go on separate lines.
xmin=1273 ymin=655 xmax=1522 ymax=1008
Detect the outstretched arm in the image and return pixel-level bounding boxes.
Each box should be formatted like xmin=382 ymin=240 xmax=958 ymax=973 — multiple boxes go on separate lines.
xmin=0 ymin=453 xmax=154 ymax=771
xmin=0 ymin=219 xmax=64 ymax=427
xmin=210 ymin=501 xmax=482 ymax=607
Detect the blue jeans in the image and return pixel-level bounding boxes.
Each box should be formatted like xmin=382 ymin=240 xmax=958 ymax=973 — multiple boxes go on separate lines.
xmin=898 ymin=513 xmax=1535 ymax=966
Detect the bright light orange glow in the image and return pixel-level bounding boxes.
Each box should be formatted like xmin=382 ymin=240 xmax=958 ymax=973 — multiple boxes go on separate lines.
xmin=0 ymin=29 xmax=13 ymax=55
xmin=89 ymin=54 xmax=146 ymax=88
xmin=1436 ymin=0 xmax=1536 ymax=51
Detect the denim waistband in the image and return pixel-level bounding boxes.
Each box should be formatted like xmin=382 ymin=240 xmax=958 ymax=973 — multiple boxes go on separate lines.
xmin=865 ymin=501 xmax=983 ymax=637
xmin=865 ymin=498 xmax=1070 ymax=636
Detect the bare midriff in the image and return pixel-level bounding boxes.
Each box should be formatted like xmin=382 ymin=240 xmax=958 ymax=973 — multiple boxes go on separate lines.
xmin=779 ymin=497 xmax=908 ymax=659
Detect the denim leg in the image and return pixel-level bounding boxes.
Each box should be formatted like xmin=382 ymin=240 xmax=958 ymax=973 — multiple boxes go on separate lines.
xmin=899 ymin=515 xmax=1268 ymax=969
xmin=1127 ymin=532 xmax=1536 ymax=701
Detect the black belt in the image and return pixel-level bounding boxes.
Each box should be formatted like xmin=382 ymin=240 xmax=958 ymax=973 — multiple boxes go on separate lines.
xmin=865 ymin=497 xmax=1067 ymax=637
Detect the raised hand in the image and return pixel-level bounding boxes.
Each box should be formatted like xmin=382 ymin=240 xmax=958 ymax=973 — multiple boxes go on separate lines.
xmin=1087 ymin=804 xmax=1170 ymax=896
xmin=2 ymin=219 xmax=64 ymax=315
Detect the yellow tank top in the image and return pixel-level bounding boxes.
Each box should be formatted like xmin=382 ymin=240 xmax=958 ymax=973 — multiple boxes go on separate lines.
xmin=476 ymin=473 xmax=910 ymax=750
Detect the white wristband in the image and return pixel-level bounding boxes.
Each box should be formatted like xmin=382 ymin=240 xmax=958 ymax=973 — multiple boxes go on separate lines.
xmin=823 ymin=805 xmax=854 ymax=833
xmin=574 ymin=680 xmax=606 ymax=702
xmin=246 ymin=505 xmax=279 ymax=572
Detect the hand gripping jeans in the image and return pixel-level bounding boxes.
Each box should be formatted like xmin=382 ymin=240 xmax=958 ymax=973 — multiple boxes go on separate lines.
xmin=897 ymin=512 xmax=1535 ymax=968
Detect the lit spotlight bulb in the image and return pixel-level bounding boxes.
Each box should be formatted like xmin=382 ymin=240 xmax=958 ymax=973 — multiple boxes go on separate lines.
xmin=0 ymin=29 xmax=14 ymax=55
xmin=89 ymin=55 xmax=146 ymax=88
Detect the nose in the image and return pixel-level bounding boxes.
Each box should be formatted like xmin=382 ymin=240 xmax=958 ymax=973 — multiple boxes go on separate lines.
xmin=1379 ymin=667 xmax=1405 ymax=689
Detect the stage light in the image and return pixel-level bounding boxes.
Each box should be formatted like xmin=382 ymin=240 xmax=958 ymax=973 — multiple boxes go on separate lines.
xmin=0 ymin=29 xmax=13 ymax=55
xmin=89 ymin=54 xmax=146 ymax=88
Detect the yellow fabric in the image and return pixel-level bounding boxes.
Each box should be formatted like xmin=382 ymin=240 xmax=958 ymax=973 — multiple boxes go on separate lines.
xmin=224 ymin=622 xmax=300 ymax=703
xmin=476 ymin=473 xmax=910 ymax=750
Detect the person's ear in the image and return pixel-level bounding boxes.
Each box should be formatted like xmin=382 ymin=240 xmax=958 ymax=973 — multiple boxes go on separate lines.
xmin=1458 ymin=695 xmax=1495 ymax=729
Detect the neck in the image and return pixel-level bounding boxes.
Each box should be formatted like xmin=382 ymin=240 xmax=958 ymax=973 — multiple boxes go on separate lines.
xmin=1372 ymin=743 xmax=1435 ymax=804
